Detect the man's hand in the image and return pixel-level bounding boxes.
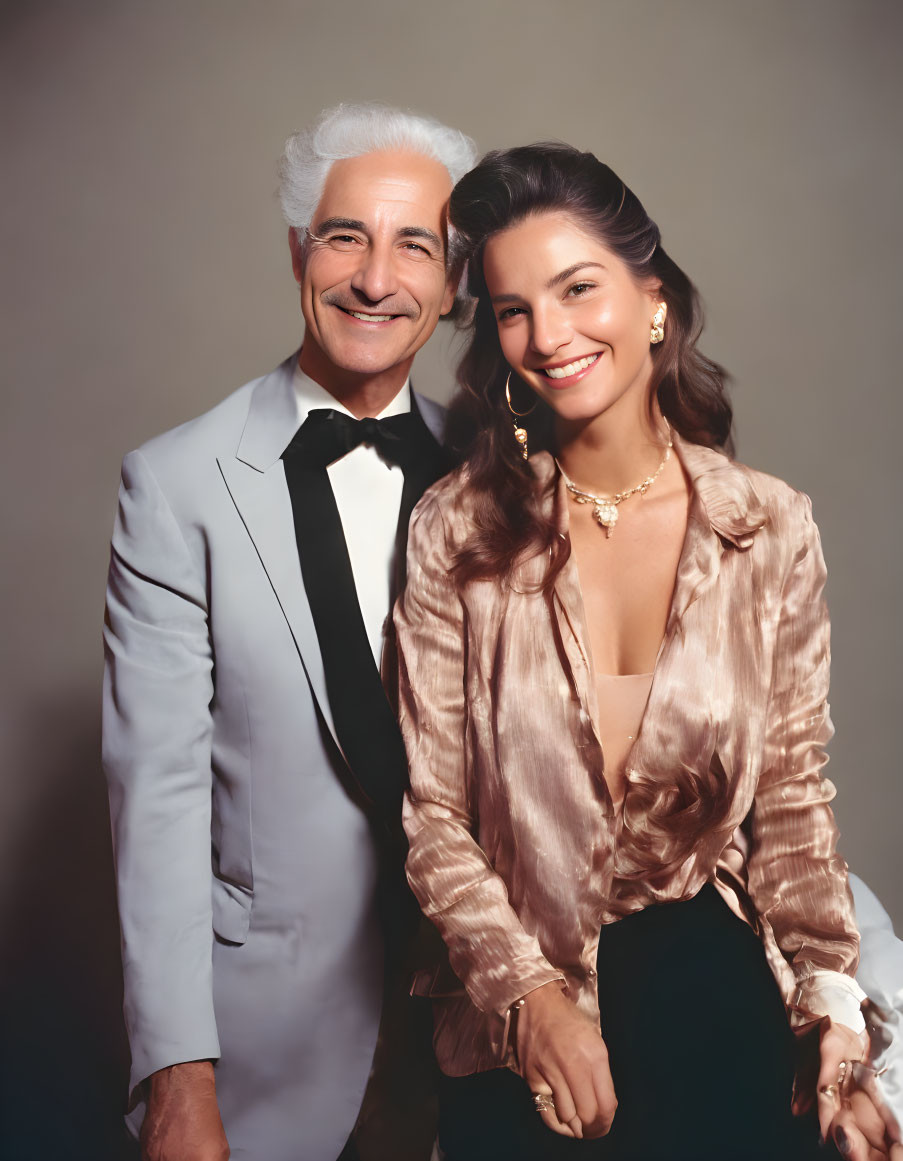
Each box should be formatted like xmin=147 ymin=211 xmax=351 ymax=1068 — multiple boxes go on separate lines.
xmin=816 ymin=1022 xmax=898 ymax=1161
xmin=516 ymin=981 xmax=617 ymax=1140
xmin=141 ymin=1061 xmax=230 ymax=1161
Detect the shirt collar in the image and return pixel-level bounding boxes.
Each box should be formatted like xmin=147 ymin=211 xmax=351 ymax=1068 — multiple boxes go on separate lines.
xmin=292 ymin=357 xmax=412 ymax=425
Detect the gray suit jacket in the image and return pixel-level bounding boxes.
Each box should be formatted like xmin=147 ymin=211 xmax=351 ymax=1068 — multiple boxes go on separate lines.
xmin=102 ymin=353 xmax=445 ymax=1160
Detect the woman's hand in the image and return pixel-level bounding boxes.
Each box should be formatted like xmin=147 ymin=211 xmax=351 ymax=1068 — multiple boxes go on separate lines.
xmin=817 ymin=1021 xmax=899 ymax=1160
xmin=516 ymin=981 xmax=617 ymax=1140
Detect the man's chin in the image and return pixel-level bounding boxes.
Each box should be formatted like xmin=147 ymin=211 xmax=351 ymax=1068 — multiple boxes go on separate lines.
xmin=300 ymin=318 xmax=434 ymax=385
xmin=315 ymin=336 xmax=421 ymax=379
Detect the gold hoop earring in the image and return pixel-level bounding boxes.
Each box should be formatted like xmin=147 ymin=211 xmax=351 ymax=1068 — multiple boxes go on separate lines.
xmin=505 ymin=373 xmax=537 ymax=460
xmin=650 ymin=303 xmax=666 ymax=345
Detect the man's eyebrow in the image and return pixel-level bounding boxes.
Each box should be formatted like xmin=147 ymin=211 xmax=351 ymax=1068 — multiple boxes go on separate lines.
xmin=491 ymin=262 xmax=606 ymax=304
xmin=397 ymin=226 xmax=444 ymax=251
xmin=312 ymin=217 xmax=368 ymax=234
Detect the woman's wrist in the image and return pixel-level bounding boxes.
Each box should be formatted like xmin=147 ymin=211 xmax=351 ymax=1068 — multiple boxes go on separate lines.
xmin=519 ymin=980 xmax=568 ymax=1012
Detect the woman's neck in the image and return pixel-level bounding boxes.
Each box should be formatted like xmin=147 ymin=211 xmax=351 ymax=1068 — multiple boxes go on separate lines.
xmin=554 ymin=400 xmax=671 ymax=497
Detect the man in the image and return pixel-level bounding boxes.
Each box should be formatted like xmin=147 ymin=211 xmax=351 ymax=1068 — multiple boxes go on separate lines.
xmin=102 ymin=102 xmax=476 ymax=1161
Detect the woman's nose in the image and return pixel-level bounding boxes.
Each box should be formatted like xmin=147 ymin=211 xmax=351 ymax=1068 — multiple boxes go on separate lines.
xmin=529 ymin=306 xmax=573 ymax=357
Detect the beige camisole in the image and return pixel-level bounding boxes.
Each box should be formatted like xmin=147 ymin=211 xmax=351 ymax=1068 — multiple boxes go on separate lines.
xmin=595 ymin=672 xmax=654 ymax=811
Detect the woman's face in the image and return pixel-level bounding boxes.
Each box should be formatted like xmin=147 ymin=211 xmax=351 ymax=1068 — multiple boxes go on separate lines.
xmin=482 ymin=211 xmax=662 ymax=426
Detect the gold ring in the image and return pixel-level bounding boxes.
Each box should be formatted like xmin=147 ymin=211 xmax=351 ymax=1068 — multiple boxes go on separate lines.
xmin=533 ymin=1092 xmax=555 ymax=1113
xmin=838 ymin=1057 xmax=861 ymax=1096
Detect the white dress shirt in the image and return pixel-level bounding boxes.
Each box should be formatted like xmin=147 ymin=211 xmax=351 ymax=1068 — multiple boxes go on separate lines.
xmin=293 ymin=360 xmax=408 ymax=663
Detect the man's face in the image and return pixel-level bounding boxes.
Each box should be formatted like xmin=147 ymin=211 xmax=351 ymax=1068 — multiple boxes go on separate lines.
xmin=292 ymin=150 xmax=456 ymax=388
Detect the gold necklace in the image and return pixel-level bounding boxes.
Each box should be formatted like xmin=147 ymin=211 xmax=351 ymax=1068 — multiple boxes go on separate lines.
xmin=556 ymin=427 xmax=673 ymax=538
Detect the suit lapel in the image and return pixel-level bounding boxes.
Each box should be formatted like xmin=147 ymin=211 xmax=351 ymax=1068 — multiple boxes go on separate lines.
xmin=411 ymin=388 xmax=446 ymax=444
xmin=217 ymin=355 xmax=340 ymax=748
xmin=218 ymin=361 xmax=451 ymax=757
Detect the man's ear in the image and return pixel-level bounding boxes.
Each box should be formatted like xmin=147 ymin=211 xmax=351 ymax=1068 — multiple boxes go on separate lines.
xmin=289 ymin=226 xmax=305 ymax=283
xmin=439 ymin=274 xmax=458 ymax=317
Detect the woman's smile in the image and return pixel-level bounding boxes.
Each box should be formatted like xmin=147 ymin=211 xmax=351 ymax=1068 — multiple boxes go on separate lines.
xmin=534 ymin=351 xmax=603 ymax=386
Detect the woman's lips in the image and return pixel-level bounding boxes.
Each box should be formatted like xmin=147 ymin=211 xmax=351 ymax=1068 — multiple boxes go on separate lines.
xmin=535 ymin=352 xmax=601 ymax=387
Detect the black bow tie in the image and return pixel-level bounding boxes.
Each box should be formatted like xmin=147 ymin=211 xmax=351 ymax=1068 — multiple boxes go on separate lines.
xmin=284 ymin=407 xmax=428 ymax=471
xmin=277 ymin=397 xmax=449 ymax=839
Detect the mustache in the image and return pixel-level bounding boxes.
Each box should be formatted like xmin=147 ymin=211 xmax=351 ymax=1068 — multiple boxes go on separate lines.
xmin=321 ymin=290 xmax=418 ymax=319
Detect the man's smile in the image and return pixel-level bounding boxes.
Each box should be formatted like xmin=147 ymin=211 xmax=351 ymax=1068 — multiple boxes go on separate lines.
xmin=335 ymin=305 xmax=404 ymax=324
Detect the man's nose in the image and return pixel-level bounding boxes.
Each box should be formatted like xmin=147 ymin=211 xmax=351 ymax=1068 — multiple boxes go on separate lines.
xmin=349 ymin=243 xmax=399 ymax=303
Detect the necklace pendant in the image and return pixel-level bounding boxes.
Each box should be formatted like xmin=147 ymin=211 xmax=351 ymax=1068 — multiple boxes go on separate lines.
xmin=556 ymin=423 xmax=672 ymax=540
xmin=592 ymin=500 xmax=619 ymax=536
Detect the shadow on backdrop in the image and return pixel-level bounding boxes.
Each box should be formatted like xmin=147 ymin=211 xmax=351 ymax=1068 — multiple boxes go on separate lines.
xmin=0 ymin=688 xmax=138 ymax=1161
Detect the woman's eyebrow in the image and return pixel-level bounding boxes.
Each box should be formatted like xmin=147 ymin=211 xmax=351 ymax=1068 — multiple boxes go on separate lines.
xmin=491 ymin=262 xmax=607 ymax=304
xmin=546 ymin=261 xmax=606 ymax=288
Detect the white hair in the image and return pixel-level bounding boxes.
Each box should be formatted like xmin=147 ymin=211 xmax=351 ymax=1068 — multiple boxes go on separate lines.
xmin=277 ymin=101 xmax=477 ymax=236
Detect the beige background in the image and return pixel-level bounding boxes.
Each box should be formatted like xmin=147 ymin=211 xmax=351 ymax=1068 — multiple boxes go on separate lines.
xmin=1 ymin=1 xmax=900 ymax=1155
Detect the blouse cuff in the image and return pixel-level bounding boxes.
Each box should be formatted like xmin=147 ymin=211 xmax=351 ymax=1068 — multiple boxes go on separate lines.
xmin=498 ymin=972 xmax=567 ymax=1062
xmin=794 ymin=969 xmax=868 ymax=1034
xmin=496 ymin=968 xmax=566 ymax=1019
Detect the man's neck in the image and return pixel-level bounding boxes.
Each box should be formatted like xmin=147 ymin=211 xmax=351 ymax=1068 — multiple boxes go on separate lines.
xmin=297 ymin=346 xmax=413 ymax=420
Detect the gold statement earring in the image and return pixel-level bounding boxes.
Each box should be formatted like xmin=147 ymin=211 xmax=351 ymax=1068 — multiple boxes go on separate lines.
xmin=650 ymin=303 xmax=667 ymax=344
xmin=505 ymin=373 xmax=538 ymax=460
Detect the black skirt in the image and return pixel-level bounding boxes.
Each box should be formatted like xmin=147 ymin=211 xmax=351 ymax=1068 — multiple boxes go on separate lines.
xmin=437 ymin=885 xmax=837 ymax=1161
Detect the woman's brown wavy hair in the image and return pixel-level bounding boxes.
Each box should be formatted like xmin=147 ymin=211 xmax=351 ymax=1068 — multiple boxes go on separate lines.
xmin=446 ymin=143 xmax=734 ymax=588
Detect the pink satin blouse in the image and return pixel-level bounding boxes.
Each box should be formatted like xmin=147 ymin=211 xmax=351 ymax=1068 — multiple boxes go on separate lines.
xmin=395 ymin=435 xmax=860 ymax=1077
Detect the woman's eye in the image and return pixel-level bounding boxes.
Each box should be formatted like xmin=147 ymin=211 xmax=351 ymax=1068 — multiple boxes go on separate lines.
xmin=498 ymin=306 xmax=525 ymax=321
xmin=568 ymin=282 xmax=594 ymax=297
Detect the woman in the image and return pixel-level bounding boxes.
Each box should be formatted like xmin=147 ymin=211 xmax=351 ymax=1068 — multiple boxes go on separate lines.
xmin=394 ymin=144 xmax=893 ymax=1161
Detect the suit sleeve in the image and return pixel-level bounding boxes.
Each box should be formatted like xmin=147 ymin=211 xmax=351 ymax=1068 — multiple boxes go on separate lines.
xmin=396 ymin=493 xmax=563 ymax=1023
xmin=746 ymin=494 xmax=864 ymax=1027
xmin=102 ymin=449 xmax=219 ymax=1102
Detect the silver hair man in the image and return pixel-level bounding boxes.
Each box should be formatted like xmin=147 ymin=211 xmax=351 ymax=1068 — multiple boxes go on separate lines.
xmin=103 ymin=101 xmax=476 ymax=1161
xmin=278 ymin=101 xmax=476 ymax=232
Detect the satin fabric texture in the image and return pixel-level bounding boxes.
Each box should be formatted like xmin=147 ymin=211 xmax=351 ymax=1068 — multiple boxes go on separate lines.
xmin=394 ymin=433 xmax=860 ymax=1077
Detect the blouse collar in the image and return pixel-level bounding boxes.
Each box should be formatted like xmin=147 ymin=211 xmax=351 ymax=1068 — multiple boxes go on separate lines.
xmin=531 ymin=431 xmax=767 ymax=551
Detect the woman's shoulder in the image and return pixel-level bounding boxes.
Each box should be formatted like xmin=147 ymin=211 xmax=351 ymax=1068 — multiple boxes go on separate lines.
xmin=412 ymin=462 xmax=480 ymax=525
xmin=680 ymin=437 xmax=818 ymax=551
xmin=408 ymin=462 xmax=482 ymax=555
xmin=738 ymin=461 xmax=817 ymax=530
xmin=722 ymin=456 xmax=821 ymax=563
